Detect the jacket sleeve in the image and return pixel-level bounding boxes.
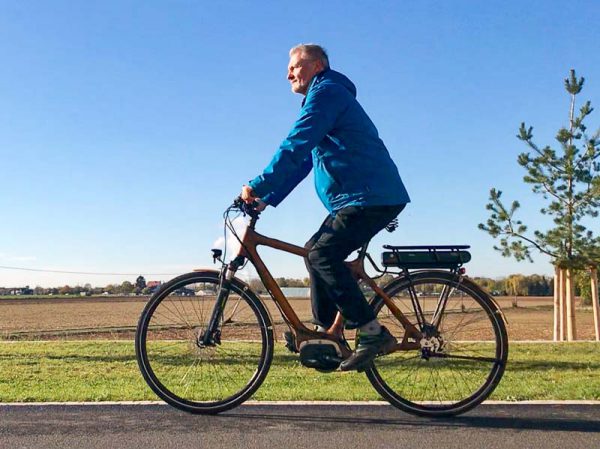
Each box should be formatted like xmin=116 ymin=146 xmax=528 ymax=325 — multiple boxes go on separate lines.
xmin=259 ymin=155 xmax=313 ymax=207
xmin=248 ymin=83 xmax=350 ymax=207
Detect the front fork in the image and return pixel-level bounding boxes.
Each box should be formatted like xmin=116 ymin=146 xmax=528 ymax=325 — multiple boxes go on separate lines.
xmin=199 ymin=256 xmax=245 ymax=346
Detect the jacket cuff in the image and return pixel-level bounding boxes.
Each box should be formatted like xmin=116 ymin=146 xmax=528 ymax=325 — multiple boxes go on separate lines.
xmin=248 ymin=177 xmax=276 ymax=206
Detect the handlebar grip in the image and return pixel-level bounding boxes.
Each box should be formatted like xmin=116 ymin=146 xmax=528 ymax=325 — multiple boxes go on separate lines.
xmin=233 ymin=196 xmax=260 ymax=216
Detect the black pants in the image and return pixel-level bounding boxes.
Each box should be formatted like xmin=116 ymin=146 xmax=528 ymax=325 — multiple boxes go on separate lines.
xmin=304 ymin=204 xmax=405 ymax=329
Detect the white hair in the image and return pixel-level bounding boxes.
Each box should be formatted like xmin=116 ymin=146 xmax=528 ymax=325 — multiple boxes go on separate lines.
xmin=289 ymin=44 xmax=330 ymax=69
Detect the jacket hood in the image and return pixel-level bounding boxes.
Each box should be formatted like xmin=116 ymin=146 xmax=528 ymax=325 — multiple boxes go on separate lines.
xmin=310 ymin=69 xmax=357 ymax=98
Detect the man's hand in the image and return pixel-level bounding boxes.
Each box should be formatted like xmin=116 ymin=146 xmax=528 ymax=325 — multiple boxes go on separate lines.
xmin=241 ymin=185 xmax=257 ymax=203
xmin=241 ymin=185 xmax=268 ymax=211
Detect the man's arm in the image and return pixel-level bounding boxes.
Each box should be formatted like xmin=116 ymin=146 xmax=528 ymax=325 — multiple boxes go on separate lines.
xmin=248 ymin=84 xmax=350 ymax=206
xmin=252 ymin=154 xmax=312 ymax=207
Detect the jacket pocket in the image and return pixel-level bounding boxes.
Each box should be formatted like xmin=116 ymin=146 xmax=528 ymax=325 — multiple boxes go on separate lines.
xmin=321 ymin=158 xmax=343 ymax=189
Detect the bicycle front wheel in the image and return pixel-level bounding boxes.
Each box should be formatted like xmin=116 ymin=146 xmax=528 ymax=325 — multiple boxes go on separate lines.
xmin=135 ymin=271 xmax=274 ymax=414
xmin=366 ymin=271 xmax=508 ymax=417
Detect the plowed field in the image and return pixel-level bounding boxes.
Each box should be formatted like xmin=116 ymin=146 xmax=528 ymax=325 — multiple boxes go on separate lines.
xmin=0 ymin=295 xmax=597 ymax=340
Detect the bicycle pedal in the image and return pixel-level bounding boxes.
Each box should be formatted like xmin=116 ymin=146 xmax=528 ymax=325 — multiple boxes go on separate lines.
xmin=299 ymin=343 xmax=342 ymax=372
xmin=283 ymin=331 xmax=299 ymax=353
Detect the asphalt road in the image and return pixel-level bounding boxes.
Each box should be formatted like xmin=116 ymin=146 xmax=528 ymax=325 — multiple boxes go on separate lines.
xmin=1 ymin=403 xmax=599 ymax=449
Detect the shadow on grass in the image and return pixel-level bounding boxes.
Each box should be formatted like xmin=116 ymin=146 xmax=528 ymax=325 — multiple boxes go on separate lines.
xmin=1 ymin=352 xmax=599 ymax=371
xmin=0 ymin=354 xmax=136 ymax=364
xmin=274 ymin=354 xmax=600 ymax=371
xmin=506 ymin=360 xmax=600 ymax=371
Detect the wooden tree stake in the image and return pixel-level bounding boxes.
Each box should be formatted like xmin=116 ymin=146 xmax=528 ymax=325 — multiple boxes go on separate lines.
xmin=565 ymin=268 xmax=577 ymax=341
xmin=553 ymin=266 xmax=560 ymax=341
xmin=591 ymin=267 xmax=600 ymax=341
xmin=560 ymin=268 xmax=567 ymax=341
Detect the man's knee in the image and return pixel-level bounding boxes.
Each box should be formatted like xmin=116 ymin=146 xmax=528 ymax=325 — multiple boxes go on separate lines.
xmin=306 ymin=247 xmax=319 ymax=267
xmin=307 ymin=246 xmax=342 ymax=271
xmin=304 ymin=238 xmax=314 ymax=250
xmin=304 ymin=240 xmax=316 ymax=270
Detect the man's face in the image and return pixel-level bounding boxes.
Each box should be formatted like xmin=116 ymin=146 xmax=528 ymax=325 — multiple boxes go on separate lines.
xmin=287 ymin=52 xmax=323 ymax=95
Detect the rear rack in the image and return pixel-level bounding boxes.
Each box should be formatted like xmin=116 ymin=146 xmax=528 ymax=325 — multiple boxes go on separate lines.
xmin=381 ymin=245 xmax=471 ymax=269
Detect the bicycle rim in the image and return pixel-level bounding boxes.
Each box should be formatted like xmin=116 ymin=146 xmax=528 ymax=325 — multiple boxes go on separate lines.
xmin=135 ymin=271 xmax=273 ymax=414
xmin=366 ymin=271 xmax=508 ymax=417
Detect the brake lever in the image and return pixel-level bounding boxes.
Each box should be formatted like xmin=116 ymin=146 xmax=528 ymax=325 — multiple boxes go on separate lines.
xmin=232 ymin=196 xmax=260 ymax=218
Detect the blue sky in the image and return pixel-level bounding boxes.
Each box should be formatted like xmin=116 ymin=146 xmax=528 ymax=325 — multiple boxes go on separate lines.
xmin=1 ymin=1 xmax=599 ymax=287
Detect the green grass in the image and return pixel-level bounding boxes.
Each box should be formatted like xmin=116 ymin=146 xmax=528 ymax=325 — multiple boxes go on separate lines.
xmin=0 ymin=341 xmax=599 ymax=402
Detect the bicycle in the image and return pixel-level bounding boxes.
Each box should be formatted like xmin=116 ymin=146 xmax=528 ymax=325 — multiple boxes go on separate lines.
xmin=135 ymin=199 xmax=508 ymax=417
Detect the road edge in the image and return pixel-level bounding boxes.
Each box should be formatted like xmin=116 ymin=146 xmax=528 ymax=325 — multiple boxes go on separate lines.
xmin=1 ymin=400 xmax=599 ymax=406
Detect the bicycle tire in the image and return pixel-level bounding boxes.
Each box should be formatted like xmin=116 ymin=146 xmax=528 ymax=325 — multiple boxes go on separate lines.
xmin=135 ymin=270 xmax=274 ymax=414
xmin=365 ymin=270 xmax=508 ymax=417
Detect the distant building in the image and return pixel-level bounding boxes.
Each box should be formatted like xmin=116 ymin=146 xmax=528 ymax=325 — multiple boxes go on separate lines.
xmin=0 ymin=286 xmax=34 ymax=296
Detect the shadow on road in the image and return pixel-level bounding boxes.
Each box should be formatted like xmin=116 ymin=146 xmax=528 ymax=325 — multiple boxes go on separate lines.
xmin=225 ymin=406 xmax=600 ymax=433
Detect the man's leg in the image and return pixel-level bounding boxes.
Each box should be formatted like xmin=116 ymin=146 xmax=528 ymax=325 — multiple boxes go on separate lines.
xmin=306 ymin=204 xmax=405 ymax=371
xmin=306 ymin=205 xmax=405 ymax=329
xmin=304 ymin=215 xmax=339 ymax=329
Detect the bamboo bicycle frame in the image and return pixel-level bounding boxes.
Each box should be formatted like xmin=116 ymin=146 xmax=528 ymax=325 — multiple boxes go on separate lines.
xmin=229 ymin=213 xmax=422 ymax=354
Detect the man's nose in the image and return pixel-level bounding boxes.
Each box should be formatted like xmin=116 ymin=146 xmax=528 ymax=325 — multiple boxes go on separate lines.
xmin=287 ymin=71 xmax=294 ymax=80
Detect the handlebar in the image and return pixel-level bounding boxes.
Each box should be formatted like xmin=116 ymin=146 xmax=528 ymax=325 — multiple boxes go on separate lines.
xmin=232 ymin=196 xmax=262 ymax=218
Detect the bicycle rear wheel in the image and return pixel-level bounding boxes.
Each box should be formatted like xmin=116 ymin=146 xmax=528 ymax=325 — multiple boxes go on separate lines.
xmin=366 ymin=271 xmax=508 ymax=417
xmin=135 ymin=271 xmax=273 ymax=414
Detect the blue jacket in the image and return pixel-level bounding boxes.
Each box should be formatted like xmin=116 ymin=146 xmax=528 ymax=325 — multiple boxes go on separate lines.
xmin=249 ymin=69 xmax=410 ymax=214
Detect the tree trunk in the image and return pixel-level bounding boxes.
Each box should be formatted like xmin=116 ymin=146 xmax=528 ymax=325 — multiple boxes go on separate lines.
xmin=560 ymin=268 xmax=567 ymax=341
xmin=565 ymin=268 xmax=577 ymax=341
xmin=591 ymin=267 xmax=600 ymax=341
xmin=553 ymin=266 xmax=560 ymax=341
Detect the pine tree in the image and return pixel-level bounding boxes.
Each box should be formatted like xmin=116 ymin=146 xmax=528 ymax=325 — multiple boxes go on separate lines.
xmin=479 ymin=69 xmax=600 ymax=339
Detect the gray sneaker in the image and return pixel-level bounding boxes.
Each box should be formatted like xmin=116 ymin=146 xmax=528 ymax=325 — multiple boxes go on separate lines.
xmin=339 ymin=326 xmax=396 ymax=372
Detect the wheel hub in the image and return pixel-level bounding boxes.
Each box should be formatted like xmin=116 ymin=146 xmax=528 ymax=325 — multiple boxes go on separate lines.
xmin=419 ymin=335 xmax=444 ymax=352
xmin=419 ymin=326 xmax=446 ymax=359
xmin=197 ymin=329 xmax=221 ymax=348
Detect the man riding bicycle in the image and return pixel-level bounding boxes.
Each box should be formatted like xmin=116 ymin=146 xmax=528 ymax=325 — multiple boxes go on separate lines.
xmin=241 ymin=43 xmax=410 ymax=371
